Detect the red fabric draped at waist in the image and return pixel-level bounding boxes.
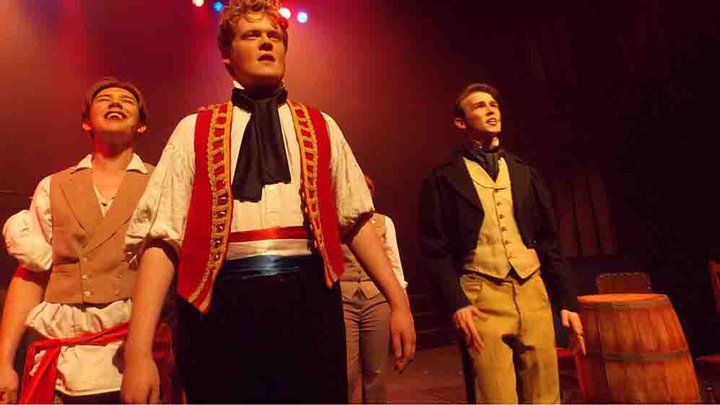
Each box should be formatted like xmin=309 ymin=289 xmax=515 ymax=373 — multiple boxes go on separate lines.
xmin=20 ymin=322 xmax=129 ymax=404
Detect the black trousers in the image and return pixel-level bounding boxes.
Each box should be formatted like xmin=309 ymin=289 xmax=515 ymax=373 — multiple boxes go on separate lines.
xmin=175 ymin=255 xmax=348 ymax=403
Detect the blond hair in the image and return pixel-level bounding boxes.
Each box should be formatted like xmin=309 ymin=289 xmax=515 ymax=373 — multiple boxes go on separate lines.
xmin=217 ymin=0 xmax=289 ymax=58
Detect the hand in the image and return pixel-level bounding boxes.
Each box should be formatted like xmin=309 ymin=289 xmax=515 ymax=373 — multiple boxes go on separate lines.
xmin=121 ymin=354 xmax=160 ymax=404
xmin=561 ymin=309 xmax=586 ymax=355
xmin=0 ymin=365 xmax=18 ymax=404
xmin=390 ymin=307 xmax=416 ymax=372
xmin=452 ymin=305 xmax=486 ymax=354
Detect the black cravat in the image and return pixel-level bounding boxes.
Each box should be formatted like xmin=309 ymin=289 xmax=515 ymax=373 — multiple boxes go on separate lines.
xmin=463 ymin=142 xmax=500 ymax=181
xmin=231 ymin=87 xmax=290 ymax=202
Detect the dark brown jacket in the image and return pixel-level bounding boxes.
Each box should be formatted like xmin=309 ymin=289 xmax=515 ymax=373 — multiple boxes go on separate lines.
xmin=419 ymin=150 xmax=577 ymax=314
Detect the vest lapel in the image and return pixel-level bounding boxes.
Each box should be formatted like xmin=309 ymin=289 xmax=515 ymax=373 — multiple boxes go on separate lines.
xmin=503 ymin=153 xmax=531 ymax=218
xmin=85 ymin=171 xmax=149 ymax=254
xmin=465 ymin=157 xmax=511 ymax=190
xmin=444 ymin=153 xmax=483 ymax=211
xmin=58 ymin=169 xmax=102 ymax=234
xmin=494 ymin=158 xmax=511 ymax=189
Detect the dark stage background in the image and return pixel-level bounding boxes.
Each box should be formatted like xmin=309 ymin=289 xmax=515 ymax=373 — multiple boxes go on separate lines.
xmin=0 ymin=1 xmax=718 ymax=354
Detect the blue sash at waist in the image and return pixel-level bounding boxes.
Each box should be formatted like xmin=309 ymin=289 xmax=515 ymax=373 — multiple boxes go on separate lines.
xmin=218 ymin=254 xmax=322 ymax=281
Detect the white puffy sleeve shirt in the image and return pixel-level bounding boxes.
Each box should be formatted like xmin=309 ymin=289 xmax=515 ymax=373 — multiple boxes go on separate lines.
xmin=126 ymin=101 xmax=374 ymax=256
xmin=383 ymin=216 xmax=408 ymax=289
xmin=3 ymin=154 xmax=149 ymax=272
xmin=1 ymin=154 xmax=149 ymax=396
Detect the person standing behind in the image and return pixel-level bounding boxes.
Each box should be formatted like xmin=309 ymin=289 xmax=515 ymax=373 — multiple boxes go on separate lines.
xmin=419 ymin=83 xmax=585 ymax=403
xmin=0 ymin=78 xmax=153 ymax=403
xmin=342 ymin=175 xmax=408 ymax=403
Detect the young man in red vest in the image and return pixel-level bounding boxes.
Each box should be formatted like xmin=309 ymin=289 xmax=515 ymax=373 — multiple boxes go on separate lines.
xmin=120 ymin=0 xmax=415 ymax=402
xmin=0 ymin=78 xmax=153 ymax=403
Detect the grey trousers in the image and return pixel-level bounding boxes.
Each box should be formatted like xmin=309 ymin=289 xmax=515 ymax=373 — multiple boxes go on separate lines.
xmin=342 ymin=290 xmax=392 ymax=404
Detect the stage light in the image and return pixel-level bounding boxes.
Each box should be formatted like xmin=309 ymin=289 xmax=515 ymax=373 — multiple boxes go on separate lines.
xmin=279 ymin=7 xmax=292 ymax=19
xmin=213 ymin=1 xmax=224 ymax=12
xmin=297 ymin=11 xmax=308 ymax=24
xmin=192 ymin=0 xmax=204 ymax=7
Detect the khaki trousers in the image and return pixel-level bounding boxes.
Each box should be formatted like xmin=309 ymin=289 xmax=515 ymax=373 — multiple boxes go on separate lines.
xmin=342 ymin=288 xmax=392 ymax=404
xmin=459 ymin=271 xmax=559 ymax=404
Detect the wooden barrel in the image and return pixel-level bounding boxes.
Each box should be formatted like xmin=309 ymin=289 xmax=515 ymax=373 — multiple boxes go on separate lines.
xmin=576 ymin=293 xmax=700 ymax=403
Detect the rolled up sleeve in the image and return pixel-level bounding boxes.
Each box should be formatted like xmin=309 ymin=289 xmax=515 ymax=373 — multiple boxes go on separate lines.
xmin=383 ymin=216 xmax=408 ymax=289
xmin=125 ymin=115 xmax=198 ymax=258
xmin=3 ymin=176 xmax=53 ymax=271
xmin=324 ymin=113 xmax=374 ymax=239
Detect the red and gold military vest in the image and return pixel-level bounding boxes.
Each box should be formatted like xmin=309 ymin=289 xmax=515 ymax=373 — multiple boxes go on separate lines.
xmin=177 ymin=101 xmax=344 ymax=313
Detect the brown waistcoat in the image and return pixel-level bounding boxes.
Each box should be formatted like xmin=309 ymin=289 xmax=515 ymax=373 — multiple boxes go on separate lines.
xmin=340 ymin=214 xmax=387 ymax=300
xmin=45 ymin=165 xmax=152 ymax=304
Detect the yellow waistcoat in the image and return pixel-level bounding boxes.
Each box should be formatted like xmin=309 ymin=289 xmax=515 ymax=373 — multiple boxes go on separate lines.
xmin=461 ymin=157 xmax=540 ymax=280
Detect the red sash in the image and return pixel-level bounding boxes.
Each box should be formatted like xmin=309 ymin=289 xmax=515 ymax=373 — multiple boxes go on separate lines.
xmin=20 ymin=323 xmax=129 ymax=404
xmin=19 ymin=322 xmax=177 ymax=404
xmin=228 ymin=226 xmax=309 ymax=243
xmin=178 ymin=101 xmax=344 ymax=313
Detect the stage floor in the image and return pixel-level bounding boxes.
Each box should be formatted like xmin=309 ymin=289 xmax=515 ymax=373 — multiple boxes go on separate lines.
xmin=385 ymin=344 xmax=584 ymax=403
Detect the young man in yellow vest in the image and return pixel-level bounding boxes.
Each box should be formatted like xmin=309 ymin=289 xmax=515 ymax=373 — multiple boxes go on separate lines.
xmin=120 ymin=0 xmax=415 ymax=402
xmin=0 ymin=78 xmax=154 ymax=403
xmin=419 ymin=83 xmax=585 ymax=403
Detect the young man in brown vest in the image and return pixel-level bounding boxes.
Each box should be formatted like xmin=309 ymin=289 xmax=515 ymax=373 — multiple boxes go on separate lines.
xmin=0 ymin=78 xmax=153 ymax=403
xmin=341 ymin=175 xmax=408 ymax=403
xmin=120 ymin=0 xmax=415 ymax=403
xmin=419 ymin=83 xmax=586 ymax=403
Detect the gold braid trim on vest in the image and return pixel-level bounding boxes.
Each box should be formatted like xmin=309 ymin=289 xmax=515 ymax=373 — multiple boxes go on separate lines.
xmin=188 ymin=102 xmax=234 ymax=312
xmin=287 ymin=100 xmax=337 ymax=286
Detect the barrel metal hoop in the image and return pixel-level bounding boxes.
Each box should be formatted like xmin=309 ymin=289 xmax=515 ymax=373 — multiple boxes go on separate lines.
xmin=584 ymin=350 xmax=690 ymax=362
xmin=579 ymin=298 xmax=669 ymax=310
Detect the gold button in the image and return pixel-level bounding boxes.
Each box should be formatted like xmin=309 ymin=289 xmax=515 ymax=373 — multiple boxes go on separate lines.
xmin=498 ymin=214 xmax=505 ymax=219
xmin=501 ymin=227 xmax=507 ymax=232
xmin=83 ymin=290 xmax=91 ymax=297
xmin=81 ymin=274 xmax=88 ymax=280
xmin=496 ymin=202 xmax=502 ymax=206
xmin=117 ymin=273 xmax=123 ymax=279
xmin=114 ymin=290 xmax=120 ymax=296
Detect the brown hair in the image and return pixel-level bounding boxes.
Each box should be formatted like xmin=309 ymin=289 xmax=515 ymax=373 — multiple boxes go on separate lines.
xmin=82 ymin=77 xmax=148 ymax=125
xmin=453 ymin=83 xmax=500 ymax=120
xmin=217 ymin=0 xmax=289 ymax=59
